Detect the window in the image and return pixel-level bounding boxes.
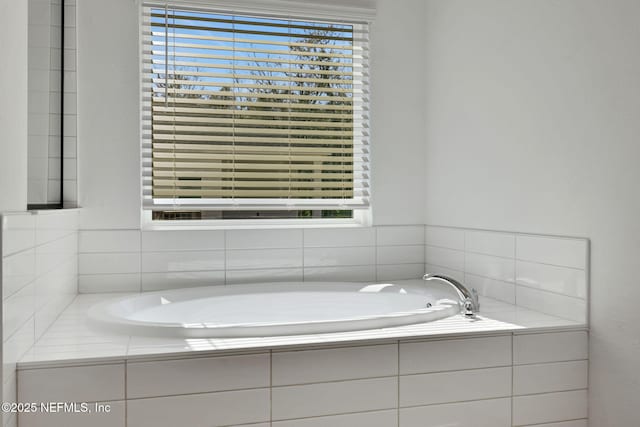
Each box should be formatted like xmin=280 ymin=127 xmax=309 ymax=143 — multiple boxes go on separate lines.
xmin=141 ymin=4 xmax=371 ymax=223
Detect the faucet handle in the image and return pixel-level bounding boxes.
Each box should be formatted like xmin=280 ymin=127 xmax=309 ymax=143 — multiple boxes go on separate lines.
xmin=471 ymin=288 xmax=480 ymax=311
xmin=463 ymin=298 xmax=474 ymax=316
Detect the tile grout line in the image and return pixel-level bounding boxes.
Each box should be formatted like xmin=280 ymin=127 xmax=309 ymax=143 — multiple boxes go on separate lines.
xmin=374 ymin=227 xmax=378 ymax=282
xmin=223 ymin=230 xmax=227 ymax=286
xmin=138 ymin=230 xmax=142 ymax=293
xmin=269 ymin=349 xmax=273 ymax=426
xmin=301 ymin=229 xmax=305 ymax=283
xmin=511 ymin=333 xmax=515 ymax=427
xmin=396 ymin=340 xmax=400 ymax=427
xmin=124 ymin=358 xmax=128 ymax=427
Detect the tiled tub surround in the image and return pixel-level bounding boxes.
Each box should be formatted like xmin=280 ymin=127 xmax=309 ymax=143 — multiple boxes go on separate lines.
xmin=0 ymin=209 xmax=79 ymax=427
xmin=425 ymin=226 xmax=588 ymax=324
xmin=77 ymin=226 xmax=427 ymax=292
xmin=9 ymin=224 xmax=589 ymax=426
xmin=16 ymin=330 xmax=588 ymax=427
xmin=78 ymin=225 xmax=588 ymax=324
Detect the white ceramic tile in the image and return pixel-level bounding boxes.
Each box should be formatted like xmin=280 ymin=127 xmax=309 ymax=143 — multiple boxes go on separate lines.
xmin=273 ymin=344 xmax=397 ymax=386
xmin=126 ymin=388 xmax=270 ymax=427
xmin=303 ymin=227 xmax=375 ymax=248
xmin=513 ymin=390 xmax=588 ymax=426
xmin=21 ymin=344 xmax=128 ymax=362
xmin=376 ymin=263 xmax=424 ymax=281
xmin=424 ymin=264 xmax=464 ymax=283
xmin=226 ymin=228 xmax=302 ymax=249
xmin=465 ymin=274 xmax=516 ymax=304
xmin=18 ymin=401 xmax=125 ymax=427
xmin=376 ymin=225 xmax=424 ymax=246
xmin=400 ymin=397 xmax=511 ymax=427
xmin=1 ymin=214 xmax=36 ymax=257
xmin=141 ymin=271 xmax=225 ymax=291
xmin=3 ymin=318 xmax=35 ymax=382
xmin=516 ymin=286 xmax=586 ymax=323
xmin=400 ymin=336 xmax=511 ymax=374
xmin=79 ymin=273 xmax=141 ymax=293
xmin=33 ymin=264 xmax=76 ymax=311
xmin=465 ymin=252 xmax=514 ymax=283
xmin=465 ymin=230 xmax=515 ymax=257
xmin=514 ymin=360 xmax=588 ymax=395
xmin=516 ymin=235 xmax=587 ymax=269
xmin=35 ymin=233 xmax=76 ymax=276
xmin=127 ymin=353 xmax=270 ymax=398
xmin=424 ymin=246 xmax=464 ymax=271
xmin=377 ymin=245 xmax=424 ymax=265
xmin=78 ymin=253 xmax=140 ymax=275
xmin=141 ymin=230 xmax=224 ymax=252
xmin=424 ymin=226 xmax=464 ymax=250
xmin=227 ymin=248 xmax=302 ymax=270
xmin=272 ymin=409 xmax=397 ymax=427
xmin=399 ymin=367 xmax=511 ymax=407
xmin=4 ymin=283 xmax=35 ymax=338
xmin=513 ymin=331 xmax=588 ymax=365
xmin=518 ymin=421 xmax=588 ymax=427
xmin=34 ymin=294 xmax=76 ymax=340
xmin=226 ymin=268 xmax=303 ymax=285
xmin=4 ymin=370 xmax=17 ymax=407
xmin=79 ymin=230 xmax=140 ymax=253
xmin=2 ymin=249 xmax=36 ymax=298
xmin=516 ymin=260 xmax=586 ymax=298
xmin=303 ymin=265 xmax=376 ymax=282
xmin=18 ymin=363 xmax=125 ymax=402
xmin=303 ymin=246 xmax=375 ymax=267
xmin=272 ymin=377 xmax=397 ymax=420
xmin=141 ymin=250 xmax=224 ymax=273
xmin=34 ymin=210 xmax=78 ymax=245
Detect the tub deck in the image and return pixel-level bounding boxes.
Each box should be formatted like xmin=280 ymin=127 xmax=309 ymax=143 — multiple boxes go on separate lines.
xmin=17 ymin=292 xmax=585 ymax=369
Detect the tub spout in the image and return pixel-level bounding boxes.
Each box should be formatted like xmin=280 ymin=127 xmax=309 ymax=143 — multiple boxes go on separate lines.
xmin=423 ymin=274 xmax=479 ymax=317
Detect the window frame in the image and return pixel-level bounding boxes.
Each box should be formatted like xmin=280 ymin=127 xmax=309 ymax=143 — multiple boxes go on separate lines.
xmin=139 ymin=2 xmax=373 ymax=228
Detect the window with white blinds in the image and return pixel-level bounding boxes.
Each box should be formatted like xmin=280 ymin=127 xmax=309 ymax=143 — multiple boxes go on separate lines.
xmin=141 ymin=4 xmax=370 ymax=219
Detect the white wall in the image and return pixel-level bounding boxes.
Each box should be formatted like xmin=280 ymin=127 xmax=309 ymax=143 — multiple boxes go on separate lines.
xmin=77 ymin=0 xmax=141 ymax=229
xmin=422 ymin=0 xmax=640 ymax=424
xmin=0 ymin=1 xmax=29 ymax=212
xmin=76 ymin=0 xmax=427 ymax=230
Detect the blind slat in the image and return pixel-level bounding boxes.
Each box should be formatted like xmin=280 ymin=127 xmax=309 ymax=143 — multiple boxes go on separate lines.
xmin=150 ymin=41 xmax=356 ymax=59
xmin=147 ymin=68 xmax=362 ymax=85
xmin=151 ymin=106 xmax=355 ymax=120
xmin=152 ymin=79 xmax=358 ymax=94
xmin=150 ymin=12 xmax=354 ymax=34
xmin=152 ymin=115 xmax=355 ymax=128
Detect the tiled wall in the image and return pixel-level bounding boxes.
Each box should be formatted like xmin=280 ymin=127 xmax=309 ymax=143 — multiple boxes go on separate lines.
xmin=1 ymin=210 xmax=78 ymax=427
xmin=78 ymin=225 xmax=588 ymax=323
xmin=424 ymin=226 xmax=589 ymax=323
xmin=16 ymin=330 xmax=588 ymax=427
xmin=77 ymin=225 xmax=426 ymax=293
xmin=27 ymin=0 xmax=77 ymax=206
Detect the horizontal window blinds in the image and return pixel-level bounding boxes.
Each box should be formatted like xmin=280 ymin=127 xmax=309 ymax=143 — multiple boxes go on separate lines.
xmin=142 ymin=5 xmax=370 ymax=211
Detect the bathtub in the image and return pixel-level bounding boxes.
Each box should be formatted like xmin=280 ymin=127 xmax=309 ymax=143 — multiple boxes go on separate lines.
xmin=88 ymin=281 xmax=461 ymax=338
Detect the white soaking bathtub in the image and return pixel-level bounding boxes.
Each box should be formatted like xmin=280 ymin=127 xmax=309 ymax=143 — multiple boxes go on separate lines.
xmin=88 ymin=281 xmax=461 ymax=338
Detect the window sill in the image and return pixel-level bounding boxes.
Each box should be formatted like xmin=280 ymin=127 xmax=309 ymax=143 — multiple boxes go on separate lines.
xmin=141 ymin=219 xmax=369 ymax=231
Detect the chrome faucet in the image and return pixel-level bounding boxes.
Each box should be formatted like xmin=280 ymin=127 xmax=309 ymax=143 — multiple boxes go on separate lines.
xmin=423 ymin=274 xmax=480 ymax=317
